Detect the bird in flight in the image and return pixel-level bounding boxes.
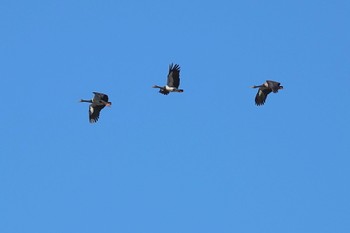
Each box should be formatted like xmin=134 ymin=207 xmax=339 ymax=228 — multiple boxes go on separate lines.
xmin=153 ymin=63 xmax=183 ymax=95
xmin=80 ymin=92 xmax=112 ymax=123
xmin=251 ymin=80 xmax=283 ymax=106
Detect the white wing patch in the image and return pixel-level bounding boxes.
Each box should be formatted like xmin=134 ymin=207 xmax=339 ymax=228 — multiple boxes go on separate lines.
xmin=90 ymin=106 xmax=94 ymax=114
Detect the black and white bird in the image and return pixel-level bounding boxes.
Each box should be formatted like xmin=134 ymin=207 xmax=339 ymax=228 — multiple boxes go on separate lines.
xmin=153 ymin=63 xmax=183 ymax=95
xmin=251 ymin=80 xmax=283 ymax=106
xmin=80 ymin=92 xmax=112 ymax=123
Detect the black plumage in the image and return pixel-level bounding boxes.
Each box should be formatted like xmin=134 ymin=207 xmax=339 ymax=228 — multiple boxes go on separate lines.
xmin=251 ymin=80 xmax=283 ymax=106
xmin=80 ymin=92 xmax=112 ymax=123
xmin=153 ymin=63 xmax=183 ymax=95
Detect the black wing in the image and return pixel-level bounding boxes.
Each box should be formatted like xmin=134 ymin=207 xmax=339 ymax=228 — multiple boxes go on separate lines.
xmin=167 ymin=63 xmax=181 ymax=88
xmin=255 ymin=87 xmax=272 ymax=106
xmin=89 ymin=103 xmax=105 ymax=123
xmin=93 ymin=92 xmax=109 ymax=102
xmin=266 ymin=80 xmax=281 ymax=93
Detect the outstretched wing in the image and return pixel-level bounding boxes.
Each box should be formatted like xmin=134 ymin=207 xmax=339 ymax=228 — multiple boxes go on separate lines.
xmin=92 ymin=92 xmax=109 ymax=102
xmin=167 ymin=63 xmax=181 ymax=88
xmin=89 ymin=104 xmax=105 ymax=123
xmin=266 ymin=80 xmax=281 ymax=93
xmin=255 ymin=87 xmax=272 ymax=106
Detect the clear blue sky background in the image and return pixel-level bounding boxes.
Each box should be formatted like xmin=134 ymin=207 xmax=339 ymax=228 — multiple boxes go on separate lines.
xmin=1 ymin=0 xmax=349 ymax=232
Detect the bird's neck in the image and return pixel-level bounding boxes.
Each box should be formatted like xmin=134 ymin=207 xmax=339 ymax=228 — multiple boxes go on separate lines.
xmin=80 ymin=99 xmax=93 ymax=103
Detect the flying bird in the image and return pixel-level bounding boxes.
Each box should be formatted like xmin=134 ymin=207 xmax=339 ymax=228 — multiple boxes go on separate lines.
xmin=251 ymin=80 xmax=283 ymax=106
xmin=153 ymin=63 xmax=183 ymax=95
xmin=80 ymin=92 xmax=112 ymax=123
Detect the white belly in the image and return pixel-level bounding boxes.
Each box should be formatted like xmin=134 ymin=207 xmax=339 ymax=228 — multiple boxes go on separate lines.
xmin=165 ymin=85 xmax=176 ymax=91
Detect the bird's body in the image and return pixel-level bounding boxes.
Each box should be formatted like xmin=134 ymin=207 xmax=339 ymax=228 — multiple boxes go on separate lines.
xmin=153 ymin=63 xmax=183 ymax=95
xmin=251 ymin=80 xmax=283 ymax=106
xmin=80 ymin=92 xmax=112 ymax=123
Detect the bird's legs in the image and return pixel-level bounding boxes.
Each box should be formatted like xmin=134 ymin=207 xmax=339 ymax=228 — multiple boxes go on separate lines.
xmin=100 ymin=100 xmax=112 ymax=106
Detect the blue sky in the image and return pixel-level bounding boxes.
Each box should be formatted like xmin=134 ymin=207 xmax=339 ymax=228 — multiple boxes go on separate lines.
xmin=1 ymin=0 xmax=350 ymax=232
